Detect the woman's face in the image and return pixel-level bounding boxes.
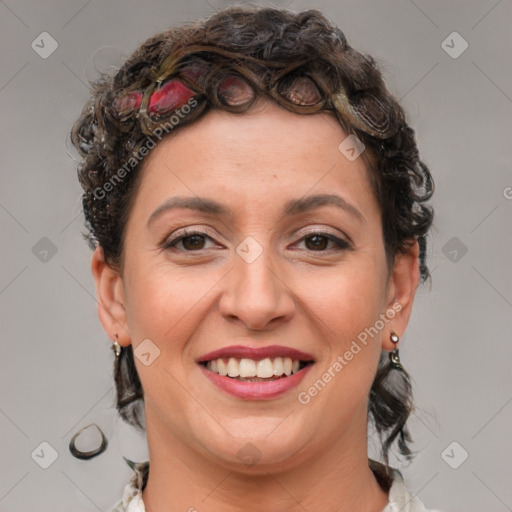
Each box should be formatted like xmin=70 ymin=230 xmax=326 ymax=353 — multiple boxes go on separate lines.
xmin=94 ymin=99 xmax=418 ymax=472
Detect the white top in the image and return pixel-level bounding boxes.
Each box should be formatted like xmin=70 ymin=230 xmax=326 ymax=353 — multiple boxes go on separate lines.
xmin=108 ymin=458 xmax=442 ymax=512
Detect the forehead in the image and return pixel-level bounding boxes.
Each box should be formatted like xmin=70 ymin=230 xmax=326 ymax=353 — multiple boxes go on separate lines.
xmin=132 ymin=100 xmax=378 ymax=220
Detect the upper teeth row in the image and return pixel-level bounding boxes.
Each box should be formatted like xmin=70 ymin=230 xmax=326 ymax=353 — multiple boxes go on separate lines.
xmin=206 ymin=357 xmax=301 ymax=378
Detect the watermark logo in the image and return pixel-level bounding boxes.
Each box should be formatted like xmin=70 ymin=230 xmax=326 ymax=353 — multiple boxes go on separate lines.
xmin=441 ymin=441 xmax=469 ymax=469
xmin=441 ymin=32 xmax=468 ymax=59
xmin=442 ymin=236 xmax=468 ymax=263
xmin=31 ymin=32 xmax=58 ymax=59
xmin=134 ymin=338 xmax=161 ymax=366
xmin=338 ymin=134 xmax=365 ymax=161
xmin=236 ymin=236 xmax=263 ymax=264
xmin=32 ymin=237 xmax=58 ymax=263
xmin=236 ymin=442 xmax=262 ymax=466
xmin=31 ymin=441 xmax=59 ymax=469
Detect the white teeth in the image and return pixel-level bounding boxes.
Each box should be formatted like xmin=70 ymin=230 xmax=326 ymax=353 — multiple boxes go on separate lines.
xmin=204 ymin=356 xmax=308 ymax=378
xmin=257 ymin=358 xmax=274 ymax=378
xmin=239 ymin=358 xmax=257 ymax=378
xmin=227 ymin=357 xmax=239 ymax=377
xmin=273 ymin=357 xmax=284 ymax=376
xmin=283 ymin=357 xmax=293 ymax=376
xmin=217 ymin=358 xmax=228 ymax=376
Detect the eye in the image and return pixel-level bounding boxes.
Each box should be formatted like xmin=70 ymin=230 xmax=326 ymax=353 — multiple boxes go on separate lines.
xmin=162 ymin=228 xmax=352 ymax=253
xmin=295 ymin=230 xmax=351 ymax=252
xmin=163 ymin=229 xmax=218 ymax=251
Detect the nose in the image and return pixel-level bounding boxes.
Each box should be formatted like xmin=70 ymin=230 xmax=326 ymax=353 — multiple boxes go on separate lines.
xmin=218 ymin=248 xmax=295 ymax=331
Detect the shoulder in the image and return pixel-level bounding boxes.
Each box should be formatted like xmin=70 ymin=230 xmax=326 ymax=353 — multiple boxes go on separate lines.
xmin=369 ymin=459 xmax=444 ymax=512
xmin=107 ymin=459 xmax=149 ymax=512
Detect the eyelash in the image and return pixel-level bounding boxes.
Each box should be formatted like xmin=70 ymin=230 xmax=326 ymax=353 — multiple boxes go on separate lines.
xmin=162 ymin=228 xmax=351 ymax=253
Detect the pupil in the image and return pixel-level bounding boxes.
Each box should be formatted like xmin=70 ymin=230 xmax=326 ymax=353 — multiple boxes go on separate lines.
xmin=184 ymin=235 xmax=204 ymax=250
xmin=307 ymin=235 xmax=327 ymax=250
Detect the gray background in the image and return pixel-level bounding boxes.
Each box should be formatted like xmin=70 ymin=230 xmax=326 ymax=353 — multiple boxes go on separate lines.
xmin=1 ymin=0 xmax=511 ymax=511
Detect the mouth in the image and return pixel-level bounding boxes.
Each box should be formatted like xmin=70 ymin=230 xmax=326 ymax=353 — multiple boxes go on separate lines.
xmin=196 ymin=345 xmax=315 ymax=399
xmin=199 ymin=357 xmax=314 ymax=381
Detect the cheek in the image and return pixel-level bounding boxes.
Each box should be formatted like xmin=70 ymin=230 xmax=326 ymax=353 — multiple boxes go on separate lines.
xmin=122 ymin=257 xmax=218 ymax=350
xmin=298 ymin=252 xmax=388 ymax=400
xmin=122 ymin=260 xmax=208 ymax=405
xmin=301 ymin=256 xmax=388 ymax=342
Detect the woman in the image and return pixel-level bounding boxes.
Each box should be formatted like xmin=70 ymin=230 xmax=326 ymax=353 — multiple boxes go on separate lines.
xmin=70 ymin=6 xmax=437 ymax=512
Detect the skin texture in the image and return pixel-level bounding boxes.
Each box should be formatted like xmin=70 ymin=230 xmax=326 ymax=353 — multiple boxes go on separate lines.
xmin=92 ymin=98 xmax=420 ymax=512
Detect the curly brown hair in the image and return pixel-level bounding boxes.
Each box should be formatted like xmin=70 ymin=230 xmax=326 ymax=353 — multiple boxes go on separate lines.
xmin=70 ymin=6 xmax=434 ymax=474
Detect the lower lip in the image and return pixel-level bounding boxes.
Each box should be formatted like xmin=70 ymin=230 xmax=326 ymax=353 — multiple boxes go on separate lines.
xmin=199 ymin=364 xmax=314 ymax=400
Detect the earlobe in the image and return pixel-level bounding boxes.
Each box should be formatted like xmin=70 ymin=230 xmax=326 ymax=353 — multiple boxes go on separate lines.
xmin=383 ymin=239 xmax=420 ymax=351
xmin=91 ymin=246 xmax=131 ymax=347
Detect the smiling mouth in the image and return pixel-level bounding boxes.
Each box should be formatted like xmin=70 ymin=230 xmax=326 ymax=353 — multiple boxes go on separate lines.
xmin=199 ymin=357 xmax=315 ymax=382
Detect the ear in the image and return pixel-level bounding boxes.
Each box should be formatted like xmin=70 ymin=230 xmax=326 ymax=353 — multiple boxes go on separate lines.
xmin=382 ymin=239 xmax=420 ymax=351
xmin=91 ymin=246 xmax=131 ymax=347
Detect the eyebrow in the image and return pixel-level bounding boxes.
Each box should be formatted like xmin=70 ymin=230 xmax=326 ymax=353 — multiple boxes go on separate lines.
xmin=147 ymin=193 xmax=365 ymax=228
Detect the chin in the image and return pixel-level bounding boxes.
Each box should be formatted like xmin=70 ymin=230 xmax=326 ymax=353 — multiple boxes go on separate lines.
xmin=196 ymin=421 xmax=314 ymax=474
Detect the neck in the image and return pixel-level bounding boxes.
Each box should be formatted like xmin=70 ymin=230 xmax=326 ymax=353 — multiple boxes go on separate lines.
xmin=141 ymin=411 xmax=389 ymax=512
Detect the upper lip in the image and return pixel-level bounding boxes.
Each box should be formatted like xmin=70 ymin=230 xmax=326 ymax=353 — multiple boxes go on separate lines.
xmin=196 ymin=345 xmax=315 ymax=363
